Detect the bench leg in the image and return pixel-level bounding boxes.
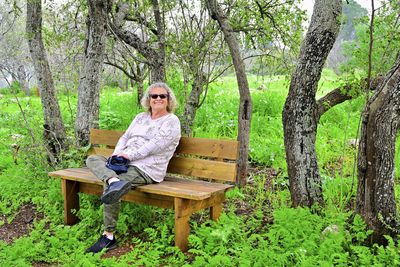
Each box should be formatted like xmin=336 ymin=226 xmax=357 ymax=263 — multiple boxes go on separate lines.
xmin=61 ymin=179 xmax=79 ymax=225
xmin=174 ymin=198 xmax=191 ymax=252
xmin=210 ymin=203 xmax=223 ymax=221
xmin=210 ymin=192 xmax=225 ymax=221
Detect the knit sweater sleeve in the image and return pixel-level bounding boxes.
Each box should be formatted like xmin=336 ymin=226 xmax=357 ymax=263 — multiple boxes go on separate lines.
xmin=112 ymin=115 xmax=139 ymax=155
xmin=126 ymin=115 xmax=181 ymax=162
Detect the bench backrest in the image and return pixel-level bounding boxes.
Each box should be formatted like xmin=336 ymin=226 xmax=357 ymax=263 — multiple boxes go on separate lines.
xmin=89 ymin=129 xmax=239 ymax=183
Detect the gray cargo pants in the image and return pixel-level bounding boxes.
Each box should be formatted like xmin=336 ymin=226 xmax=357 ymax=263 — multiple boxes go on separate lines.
xmin=86 ymin=155 xmax=154 ymax=232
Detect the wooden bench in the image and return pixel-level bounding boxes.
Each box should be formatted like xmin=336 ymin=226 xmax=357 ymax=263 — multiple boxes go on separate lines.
xmin=49 ymin=128 xmax=238 ymax=251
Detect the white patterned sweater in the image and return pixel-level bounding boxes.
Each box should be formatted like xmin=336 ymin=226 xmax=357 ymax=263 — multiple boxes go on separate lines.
xmin=113 ymin=112 xmax=181 ymax=182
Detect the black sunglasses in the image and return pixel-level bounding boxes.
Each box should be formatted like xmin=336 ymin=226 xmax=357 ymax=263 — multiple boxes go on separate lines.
xmin=149 ymin=93 xmax=168 ymax=99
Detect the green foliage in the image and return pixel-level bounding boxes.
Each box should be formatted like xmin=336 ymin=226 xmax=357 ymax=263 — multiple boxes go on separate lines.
xmin=99 ymin=87 xmax=141 ymax=130
xmin=2 ymin=70 xmax=400 ymax=265
xmin=186 ymin=206 xmax=396 ymax=266
xmin=341 ymin=1 xmax=400 ymax=76
xmin=228 ymin=0 xmax=306 ymax=75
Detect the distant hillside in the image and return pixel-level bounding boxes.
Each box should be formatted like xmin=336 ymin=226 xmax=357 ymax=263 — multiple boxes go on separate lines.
xmin=327 ymin=0 xmax=368 ymax=72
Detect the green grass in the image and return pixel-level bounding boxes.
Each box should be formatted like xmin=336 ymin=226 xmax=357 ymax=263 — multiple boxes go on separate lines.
xmin=1 ymin=71 xmax=400 ymax=265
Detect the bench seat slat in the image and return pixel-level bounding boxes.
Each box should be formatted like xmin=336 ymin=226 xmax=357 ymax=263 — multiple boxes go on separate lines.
xmin=79 ymin=183 xmax=175 ymax=209
xmin=49 ymin=168 xmax=233 ymax=200
xmin=49 ymin=168 xmax=103 ymax=185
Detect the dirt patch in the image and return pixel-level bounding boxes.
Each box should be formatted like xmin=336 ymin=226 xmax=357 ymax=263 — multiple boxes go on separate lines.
xmin=248 ymin=164 xmax=280 ymax=190
xmin=32 ymin=261 xmax=54 ymax=267
xmin=0 ymin=203 xmax=44 ymax=244
xmin=101 ymin=243 xmax=133 ymax=259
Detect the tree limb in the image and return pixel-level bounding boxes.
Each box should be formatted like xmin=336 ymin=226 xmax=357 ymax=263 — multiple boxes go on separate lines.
xmin=124 ymin=12 xmax=158 ymax=35
xmin=316 ymin=75 xmax=385 ymax=122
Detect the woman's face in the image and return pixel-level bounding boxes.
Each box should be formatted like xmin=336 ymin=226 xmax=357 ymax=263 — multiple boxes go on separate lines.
xmin=149 ymin=87 xmax=169 ymax=113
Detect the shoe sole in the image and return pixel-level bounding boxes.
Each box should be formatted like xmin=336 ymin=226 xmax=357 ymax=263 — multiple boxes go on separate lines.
xmin=101 ymin=182 xmax=132 ymax=204
xmin=85 ymin=243 xmax=117 ymax=254
xmin=106 ymin=243 xmax=117 ymax=252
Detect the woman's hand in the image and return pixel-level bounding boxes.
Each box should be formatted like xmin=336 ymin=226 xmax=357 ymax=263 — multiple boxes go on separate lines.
xmin=117 ymin=153 xmax=130 ymax=159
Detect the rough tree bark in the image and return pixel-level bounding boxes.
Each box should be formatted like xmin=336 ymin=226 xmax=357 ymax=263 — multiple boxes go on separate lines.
xmin=26 ymin=0 xmax=67 ymax=162
xmin=207 ymin=0 xmax=252 ymax=186
xmin=110 ymin=1 xmax=165 ymax=83
xmin=356 ymin=55 xmax=400 ymax=244
xmin=16 ymin=65 xmax=30 ymax=96
xmin=282 ymin=0 xmax=341 ymax=207
xmin=151 ymin=0 xmax=165 ymax=82
xmin=75 ymin=0 xmax=111 ymax=146
xmin=182 ymin=72 xmax=207 ymax=136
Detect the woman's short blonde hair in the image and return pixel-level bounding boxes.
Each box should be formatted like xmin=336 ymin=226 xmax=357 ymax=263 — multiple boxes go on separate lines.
xmin=140 ymin=82 xmax=178 ymax=113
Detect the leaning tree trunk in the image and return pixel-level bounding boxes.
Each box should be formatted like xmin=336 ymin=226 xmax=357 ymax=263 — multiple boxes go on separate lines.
xmin=182 ymin=72 xmax=207 ymax=136
xmin=282 ymin=0 xmax=341 ymax=207
xmin=75 ymin=0 xmax=110 ymax=146
xmin=26 ymin=0 xmax=67 ymax=163
xmin=207 ymin=0 xmax=252 ymax=186
xmin=355 ymin=55 xmax=400 ymax=244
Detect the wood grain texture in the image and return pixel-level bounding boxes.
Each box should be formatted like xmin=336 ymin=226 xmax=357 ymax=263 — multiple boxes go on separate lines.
xmin=90 ymin=129 xmax=239 ymax=159
xmin=49 ymin=168 xmax=233 ymax=200
xmin=61 ymin=179 xmax=79 ymax=225
xmin=167 ymin=157 xmax=237 ymax=182
xmin=90 ymin=128 xmax=124 ymax=147
xmin=174 ymin=198 xmax=191 ymax=251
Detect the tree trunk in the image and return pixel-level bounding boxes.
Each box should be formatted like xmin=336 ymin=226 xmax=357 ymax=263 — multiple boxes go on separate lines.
xmin=75 ymin=0 xmax=110 ymax=146
xmin=16 ymin=65 xmax=30 ymax=96
xmin=356 ymin=55 xmax=400 ymax=244
xmin=135 ymin=64 xmax=145 ymax=104
xmin=26 ymin=0 xmax=67 ymax=162
xmin=182 ymin=72 xmax=207 ymax=136
xmin=207 ymin=0 xmax=252 ymax=186
xmin=282 ymin=0 xmax=341 ymax=207
xmin=151 ymin=0 xmax=166 ymax=82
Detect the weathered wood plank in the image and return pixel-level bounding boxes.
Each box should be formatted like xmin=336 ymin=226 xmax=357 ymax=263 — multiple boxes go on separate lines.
xmin=90 ymin=129 xmax=239 ymax=160
xmin=174 ymin=198 xmax=191 ymax=252
xmin=175 ymin=137 xmax=239 ymax=160
xmin=88 ymin=147 xmax=113 ymax=157
xmin=90 ymin=128 xmax=123 ymax=147
xmin=49 ymin=168 xmax=103 ymax=185
xmin=210 ymin=203 xmax=223 ymax=221
xmin=167 ymin=157 xmax=237 ymax=182
xmin=79 ymin=183 xmax=175 ymax=209
xmin=49 ymin=168 xmax=232 ymax=200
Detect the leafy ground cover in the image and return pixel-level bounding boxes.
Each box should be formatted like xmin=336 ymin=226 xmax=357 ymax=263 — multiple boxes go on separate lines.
xmin=1 ymin=73 xmax=400 ymax=266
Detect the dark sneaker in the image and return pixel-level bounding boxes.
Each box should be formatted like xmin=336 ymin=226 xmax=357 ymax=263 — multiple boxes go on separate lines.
xmin=101 ymin=180 xmax=131 ymax=204
xmin=86 ymin=234 xmax=117 ymax=253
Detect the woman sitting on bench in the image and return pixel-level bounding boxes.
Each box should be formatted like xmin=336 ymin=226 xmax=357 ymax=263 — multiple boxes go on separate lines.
xmin=85 ymin=82 xmax=181 ymax=253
